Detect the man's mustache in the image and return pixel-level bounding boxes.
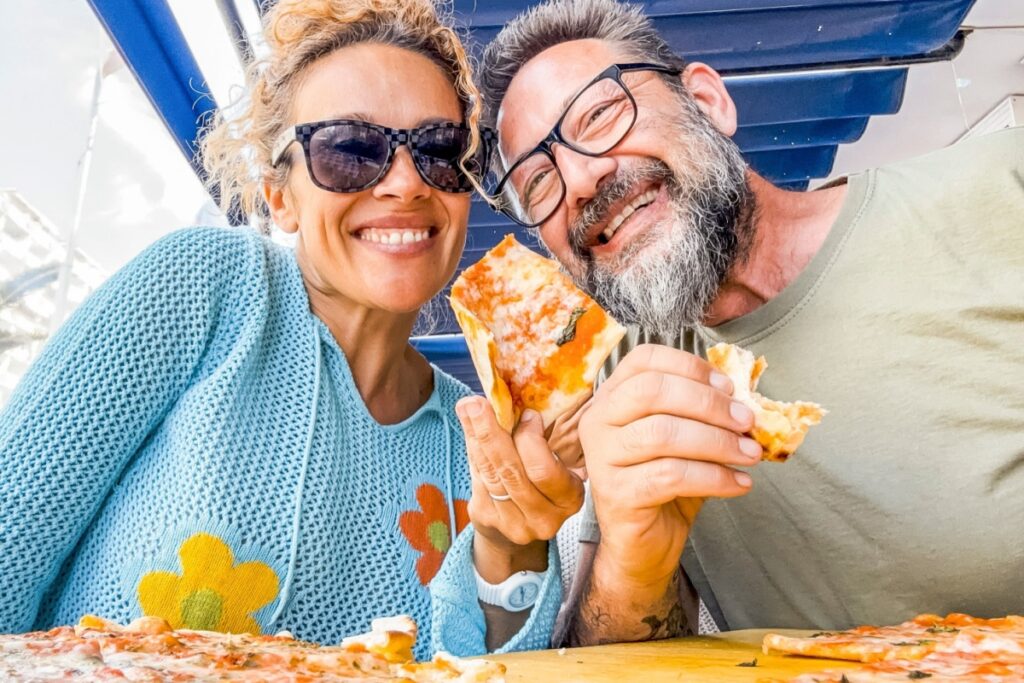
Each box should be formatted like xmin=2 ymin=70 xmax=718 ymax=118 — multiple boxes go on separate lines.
xmin=568 ymin=160 xmax=676 ymax=258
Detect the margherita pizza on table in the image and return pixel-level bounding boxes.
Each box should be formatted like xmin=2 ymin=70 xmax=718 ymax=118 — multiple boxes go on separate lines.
xmin=764 ymin=613 xmax=1024 ymax=683
xmin=449 ymin=235 xmax=626 ymax=431
xmin=0 ymin=614 xmax=504 ymax=681
xmin=706 ymin=342 xmax=825 ymax=462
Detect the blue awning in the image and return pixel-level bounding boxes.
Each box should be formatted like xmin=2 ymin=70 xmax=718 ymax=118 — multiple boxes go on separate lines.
xmin=85 ymin=0 xmax=977 ymax=391
xmin=456 ymin=0 xmax=973 ymax=72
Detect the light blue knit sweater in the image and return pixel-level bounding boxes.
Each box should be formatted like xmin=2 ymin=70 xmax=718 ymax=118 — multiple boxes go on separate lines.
xmin=0 ymin=226 xmax=548 ymax=658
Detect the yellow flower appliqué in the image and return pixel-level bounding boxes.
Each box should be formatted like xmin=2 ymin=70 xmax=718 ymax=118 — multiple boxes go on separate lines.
xmin=137 ymin=533 xmax=279 ymax=634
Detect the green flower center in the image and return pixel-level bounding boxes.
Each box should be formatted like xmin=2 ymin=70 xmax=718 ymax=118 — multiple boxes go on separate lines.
xmin=180 ymin=588 xmax=224 ymax=630
xmin=427 ymin=520 xmax=451 ymax=553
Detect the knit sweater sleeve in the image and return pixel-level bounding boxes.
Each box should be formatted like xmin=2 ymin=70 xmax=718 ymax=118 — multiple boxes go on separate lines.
xmin=428 ymin=525 xmax=561 ymax=656
xmin=0 ymin=227 xmax=262 ymax=632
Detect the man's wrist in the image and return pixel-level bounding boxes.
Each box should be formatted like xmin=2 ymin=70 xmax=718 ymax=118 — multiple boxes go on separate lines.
xmin=591 ymin=543 xmax=678 ymax=602
xmin=472 ymin=532 xmax=548 ymax=584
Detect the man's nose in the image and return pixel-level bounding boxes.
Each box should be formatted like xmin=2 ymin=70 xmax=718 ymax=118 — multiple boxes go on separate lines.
xmin=554 ymin=144 xmax=618 ymax=213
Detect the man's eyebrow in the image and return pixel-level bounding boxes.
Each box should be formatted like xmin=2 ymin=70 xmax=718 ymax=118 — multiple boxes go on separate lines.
xmin=505 ymin=77 xmax=593 ymax=168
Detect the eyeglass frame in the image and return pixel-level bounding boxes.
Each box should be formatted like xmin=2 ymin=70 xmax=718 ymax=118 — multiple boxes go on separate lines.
xmin=488 ymin=62 xmax=682 ymax=227
xmin=271 ymin=118 xmax=497 ymax=194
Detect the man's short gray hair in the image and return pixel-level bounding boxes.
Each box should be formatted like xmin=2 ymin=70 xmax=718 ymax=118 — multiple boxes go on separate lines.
xmin=478 ymin=0 xmax=686 ymax=128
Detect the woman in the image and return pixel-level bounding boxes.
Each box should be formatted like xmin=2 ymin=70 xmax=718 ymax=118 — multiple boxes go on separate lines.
xmin=0 ymin=0 xmax=487 ymax=657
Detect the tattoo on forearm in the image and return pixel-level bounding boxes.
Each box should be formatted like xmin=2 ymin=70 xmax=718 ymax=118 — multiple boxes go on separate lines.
xmin=640 ymin=601 xmax=686 ymax=641
xmin=568 ymin=570 xmax=687 ymax=646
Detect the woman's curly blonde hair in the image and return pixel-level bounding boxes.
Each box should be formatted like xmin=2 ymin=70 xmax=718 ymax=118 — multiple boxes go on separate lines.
xmin=200 ymin=0 xmax=482 ymax=230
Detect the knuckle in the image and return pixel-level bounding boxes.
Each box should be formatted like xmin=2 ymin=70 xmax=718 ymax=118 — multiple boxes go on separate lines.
xmin=627 ymin=371 xmax=665 ymax=403
xmin=474 ymin=422 xmax=498 ymax=446
xmin=635 ymin=343 xmax=660 ymax=366
xmin=523 ymin=461 xmax=554 ymax=483
xmin=710 ymin=427 xmax=736 ymax=457
xmin=626 ymin=415 xmax=674 ymax=452
xmin=658 ymin=458 xmax=690 ymax=493
xmin=476 ymin=459 xmax=502 ymax=487
xmin=536 ymin=519 xmax=561 ymax=540
xmin=694 ymin=385 xmax=718 ymax=417
xmin=508 ymin=529 xmax=531 ymax=545
xmin=497 ymin=463 xmax=525 ymax=489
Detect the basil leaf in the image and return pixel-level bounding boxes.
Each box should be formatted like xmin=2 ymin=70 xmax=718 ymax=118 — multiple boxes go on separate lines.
xmin=556 ymin=307 xmax=587 ymax=346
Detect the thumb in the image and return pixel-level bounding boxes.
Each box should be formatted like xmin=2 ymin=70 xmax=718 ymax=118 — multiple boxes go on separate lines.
xmin=515 ymin=409 xmax=546 ymax=438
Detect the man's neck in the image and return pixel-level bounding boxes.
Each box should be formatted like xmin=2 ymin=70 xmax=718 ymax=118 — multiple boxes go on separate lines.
xmin=702 ymin=173 xmax=847 ymax=327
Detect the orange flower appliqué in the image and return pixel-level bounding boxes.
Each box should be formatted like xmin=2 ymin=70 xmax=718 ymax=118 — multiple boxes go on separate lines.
xmin=399 ymin=483 xmax=469 ymax=585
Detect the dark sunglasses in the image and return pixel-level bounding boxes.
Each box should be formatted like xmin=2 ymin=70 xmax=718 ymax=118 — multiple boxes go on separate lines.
xmin=272 ymin=119 xmax=495 ymax=194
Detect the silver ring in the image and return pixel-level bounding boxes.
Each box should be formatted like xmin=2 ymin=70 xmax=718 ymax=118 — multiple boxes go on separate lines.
xmin=488 ymin=493 xmax=512 ymax=502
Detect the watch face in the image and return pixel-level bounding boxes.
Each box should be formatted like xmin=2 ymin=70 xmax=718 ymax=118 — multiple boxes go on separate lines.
xmin=507 ymin=581 xmax=540 ymax=610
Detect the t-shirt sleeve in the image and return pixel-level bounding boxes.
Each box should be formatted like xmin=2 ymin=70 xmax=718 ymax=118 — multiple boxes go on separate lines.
xmin=0 ymin=227 xmax=261 ymax=632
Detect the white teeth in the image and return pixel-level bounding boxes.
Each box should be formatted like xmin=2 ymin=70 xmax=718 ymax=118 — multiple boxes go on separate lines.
xmin=357 ymin=228 xmax=431 ymax=244
xmin=601 ymin=188 xmax=659 ymax=243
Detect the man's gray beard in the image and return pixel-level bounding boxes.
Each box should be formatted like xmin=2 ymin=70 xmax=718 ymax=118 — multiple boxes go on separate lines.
xmin=564 ymin=95 xmax=753 ymax=337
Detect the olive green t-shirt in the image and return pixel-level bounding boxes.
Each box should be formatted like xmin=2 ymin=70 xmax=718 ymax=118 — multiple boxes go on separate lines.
xmin=591 ymin=126 xmax=1024 ymax=631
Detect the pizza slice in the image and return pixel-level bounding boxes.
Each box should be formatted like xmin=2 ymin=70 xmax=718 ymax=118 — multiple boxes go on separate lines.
xmin=764 ymin=613 xmax=1024 ymax=663
xmin=0 ymin=614 xmax=506 ymax=681
xmin=766 ymin=614 xmax=1024 ymax=683
xmin=706 ymin=342 xmax=825 ymax=462
xmin=783 ymin=653 xmax=1024 ymax=683
xmin=450 ymin=234 xmax=626 ymax=431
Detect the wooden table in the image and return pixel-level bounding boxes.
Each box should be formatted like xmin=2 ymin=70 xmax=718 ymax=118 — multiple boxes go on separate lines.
xmin=487 ymin=630 xmax=858 ymax=682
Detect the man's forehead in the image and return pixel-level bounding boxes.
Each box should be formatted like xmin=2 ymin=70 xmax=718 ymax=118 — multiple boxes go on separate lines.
xmin=497 ymin=39 xmax=624 ymax=163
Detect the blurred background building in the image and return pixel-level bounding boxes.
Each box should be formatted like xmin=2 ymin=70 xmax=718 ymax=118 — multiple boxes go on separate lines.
xmin=0 ymin=189 xmax=106 ymax=405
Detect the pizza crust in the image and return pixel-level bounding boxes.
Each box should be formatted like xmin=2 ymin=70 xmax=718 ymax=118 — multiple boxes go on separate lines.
xmin=706 ymin=342 xmax=825 ymax=462
xmin=450 ymin=296 xmax=517 ymax=431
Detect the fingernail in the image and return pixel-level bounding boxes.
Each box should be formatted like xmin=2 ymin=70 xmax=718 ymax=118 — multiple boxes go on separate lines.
xmin=710 ymin=371 xmax=732 ymax=393
xmin=730 ymin=401 xmax=753 ymax=425
xmin=465 ymin=400 xmax=483 ymax=417
xmin=739 ymin=437 xmax=762 ymax=460
xmin=520 ymin=409 xmax=535 ymax=423
xmin=734 ymin=472 xmax=752 ymax=487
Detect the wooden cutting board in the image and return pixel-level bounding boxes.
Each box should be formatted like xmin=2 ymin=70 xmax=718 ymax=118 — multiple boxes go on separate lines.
xmin=487 ymin=629 xmax=860 ymax=682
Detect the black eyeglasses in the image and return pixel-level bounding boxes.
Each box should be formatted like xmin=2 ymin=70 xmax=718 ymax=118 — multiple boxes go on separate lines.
xmin=485 ymin=62 xmax=681 ymax=227
xmin=272 ymin=119 xmax=495 ymax=194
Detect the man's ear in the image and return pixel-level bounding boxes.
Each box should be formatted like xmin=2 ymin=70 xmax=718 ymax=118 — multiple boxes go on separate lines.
xmin=681 ymin=62 xmax=738 ymax=137
xmin=263 ymin=180 xmax=299 ymax=234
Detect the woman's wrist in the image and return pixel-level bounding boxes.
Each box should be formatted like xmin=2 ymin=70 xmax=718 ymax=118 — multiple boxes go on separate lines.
xmin=472 ymin=531 xmax=548 ymax=584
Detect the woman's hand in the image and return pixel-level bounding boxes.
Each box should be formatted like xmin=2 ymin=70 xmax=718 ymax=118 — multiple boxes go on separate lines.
xmin=455 ymin=396 xmax=585 ymax=582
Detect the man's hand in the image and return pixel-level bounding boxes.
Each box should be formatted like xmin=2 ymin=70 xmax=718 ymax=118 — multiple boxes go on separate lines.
xmin=574 ymin=344 xmax=761 ymax=644
xmin=456 ymin=396 xmax=585 ymax=583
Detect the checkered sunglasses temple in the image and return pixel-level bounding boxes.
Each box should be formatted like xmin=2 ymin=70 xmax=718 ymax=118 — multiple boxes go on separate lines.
xmin=272 ymin=119 xmax=494 ymax=194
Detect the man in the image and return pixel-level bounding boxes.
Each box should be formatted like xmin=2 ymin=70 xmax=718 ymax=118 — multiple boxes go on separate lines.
xmin=430 ymin=0 xmax=1024 ymax=655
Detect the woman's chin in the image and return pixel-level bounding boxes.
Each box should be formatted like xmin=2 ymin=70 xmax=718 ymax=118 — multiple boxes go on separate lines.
xmin=367 ymin=283 xmax=446 ymax=315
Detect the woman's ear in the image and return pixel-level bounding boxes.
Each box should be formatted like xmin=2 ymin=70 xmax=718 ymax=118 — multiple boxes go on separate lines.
xmin=681 ymin=62 xmax=739 ymax=137
xmin=263 ymin=181 xmax=299 ymax=234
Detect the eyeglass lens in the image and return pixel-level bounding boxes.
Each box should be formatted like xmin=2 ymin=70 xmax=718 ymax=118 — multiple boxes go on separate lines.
xmin=500 ymin=74 xmax=639 ymax=225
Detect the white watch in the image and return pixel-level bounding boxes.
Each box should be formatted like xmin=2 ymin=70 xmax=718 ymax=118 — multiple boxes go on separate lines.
xmin=474 ymin=568 xmax=544 ymax=612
